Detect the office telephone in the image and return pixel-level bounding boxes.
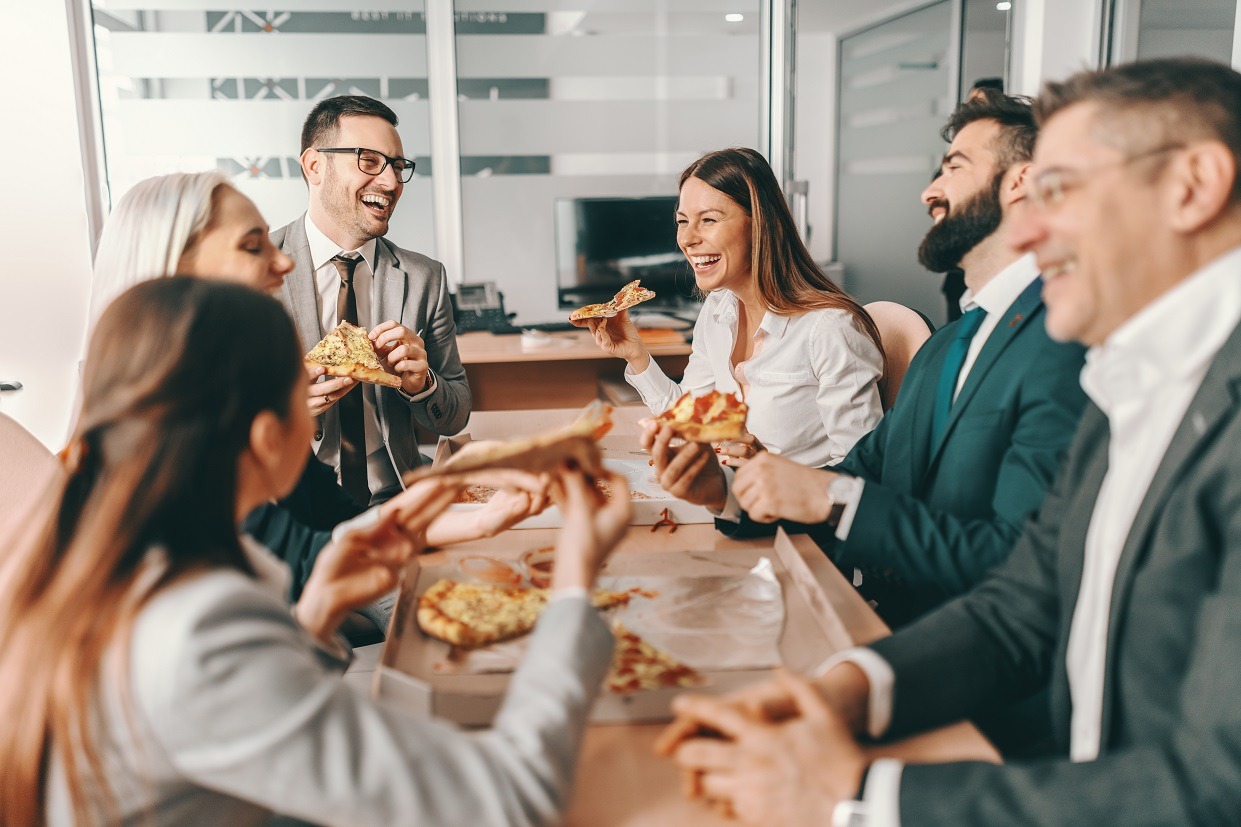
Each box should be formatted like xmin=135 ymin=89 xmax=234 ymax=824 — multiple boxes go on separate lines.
xmin=451 ymin=281 xmax=511 ymax=333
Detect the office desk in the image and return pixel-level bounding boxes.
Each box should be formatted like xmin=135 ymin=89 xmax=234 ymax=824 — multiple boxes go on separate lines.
xmin=456 ymin=330 xmax=690 ymax=410
xmin=384 ymin=409 xmax=999 ymax=826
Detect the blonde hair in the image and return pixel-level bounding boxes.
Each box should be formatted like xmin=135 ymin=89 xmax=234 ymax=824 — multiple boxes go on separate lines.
xmin=88 ymin=171 xmax=233 ymax=327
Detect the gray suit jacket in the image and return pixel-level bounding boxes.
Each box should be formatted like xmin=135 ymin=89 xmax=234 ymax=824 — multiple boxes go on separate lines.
xmin=46 ymin=570 xmax=613 ymax=826
xmin=273 ymin=216 xmax=471 ymax=476
xmin=868 ymin=318 xmax=1241 ymax=825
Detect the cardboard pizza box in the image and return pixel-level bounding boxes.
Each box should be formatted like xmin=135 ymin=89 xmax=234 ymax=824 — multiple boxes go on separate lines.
xmin=374 ymin=528 xmax=887 ymax=725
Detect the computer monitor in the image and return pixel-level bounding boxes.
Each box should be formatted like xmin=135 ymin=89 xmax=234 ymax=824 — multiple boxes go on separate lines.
xmin=554 ymin=196 xmax=699 ymax=311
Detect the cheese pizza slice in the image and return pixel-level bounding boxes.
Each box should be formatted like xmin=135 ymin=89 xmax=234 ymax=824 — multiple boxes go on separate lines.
xmin=305 ymin=321 xmax=402 ymax=389
xmin=569 ymin=279 xmax=656 ymax=322
xmin=605 ymin=624 xmax=704 ymax=693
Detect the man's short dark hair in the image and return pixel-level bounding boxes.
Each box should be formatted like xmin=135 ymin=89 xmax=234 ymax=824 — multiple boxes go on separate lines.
xmin=1034 ymin=58 xmax=1241 ymax=201
xmin=300 ymin=95 xmax=399 ymax=156
xmin=942 ymin=87 xmax=1038 ymax=172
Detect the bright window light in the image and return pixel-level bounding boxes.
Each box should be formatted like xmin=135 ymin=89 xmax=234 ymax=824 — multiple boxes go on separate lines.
xmin=996 ymin=2 xmax=1012 ymax=10
xmin=725 ymin=13 xmax=745 ymax=23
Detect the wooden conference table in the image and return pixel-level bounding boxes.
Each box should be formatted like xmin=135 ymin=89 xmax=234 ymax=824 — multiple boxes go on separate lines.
xmin=381 ymin=408 xmax=998 ymax=826
xmin=455 ymin=329 xmax=691 ymax=411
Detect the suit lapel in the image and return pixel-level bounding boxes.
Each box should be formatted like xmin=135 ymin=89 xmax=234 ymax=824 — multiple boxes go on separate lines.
xmin=372 ymin=238 xmax=407 ymax=327
xmin=278 ymin=214 xmax=323 ymax=354
xmin=926 ymin=277 xmax=1044 ymax=472
xmin=1097 ymin=320 xmax=1241 ymax=744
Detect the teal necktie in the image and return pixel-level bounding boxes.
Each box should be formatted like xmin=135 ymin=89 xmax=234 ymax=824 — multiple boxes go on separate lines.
xmin=931 ymin=307 xmax=986 ymax=444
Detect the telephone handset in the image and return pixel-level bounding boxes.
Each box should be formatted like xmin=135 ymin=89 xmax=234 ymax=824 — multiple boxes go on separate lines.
xmin=451 ymin=281 xmax=510 ymax=333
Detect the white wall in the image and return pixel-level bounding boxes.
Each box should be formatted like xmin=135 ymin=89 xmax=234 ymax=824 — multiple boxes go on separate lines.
xmin=0 ymin=4 xmax=94 ymax=449
xmin=794 ymin=32 xmax=837 ymax=263
xmin=1011 ymin=0 xmax=1105 ymax=96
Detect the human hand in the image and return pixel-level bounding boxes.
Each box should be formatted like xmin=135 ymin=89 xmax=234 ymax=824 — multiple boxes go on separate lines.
xmin=580 ymin=309 xmax=649 ymax=371
xmin=295 ymin=479 xmax=459 ymax=642
xmin=716 ymin=431 xmax=765 ymax=469
xmin=666 ymin=669 xmax=867 ymax=825
xmin=733 ymin=453 xmax=837 ymax=524
xmin=415 ymin=471 xmax=553 ymax=547
xmin=550 ymin=466 xmax=631 ymax=591
xmin=371 ymin=320 xmax=429 ymax=395
xmin=306 ymin=364 xmax=357 ymax=416
xmin=640 ymin=423 xmax=727 ymax=511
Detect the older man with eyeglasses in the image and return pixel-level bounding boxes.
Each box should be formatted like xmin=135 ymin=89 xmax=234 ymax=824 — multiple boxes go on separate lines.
xmin=660 ymin=56 xmax=1241 ymax=827
xmin=271 ymin=95 xmax=470 ymax=510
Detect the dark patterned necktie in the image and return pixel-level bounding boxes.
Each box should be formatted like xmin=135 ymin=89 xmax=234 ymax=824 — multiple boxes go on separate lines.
xmin=331 ymin=254 xmax=369 ymax=506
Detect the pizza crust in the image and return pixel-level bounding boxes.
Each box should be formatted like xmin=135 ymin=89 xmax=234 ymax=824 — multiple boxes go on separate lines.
xmin=408 ymin=400 xmax=613 ymax=482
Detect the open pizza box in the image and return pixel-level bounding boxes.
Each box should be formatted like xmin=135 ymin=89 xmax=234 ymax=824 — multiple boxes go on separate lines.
xmin=374 ymin=528 xmax=886 ymax=725
xmin=433 ymin=432 xmax=715 ymax=527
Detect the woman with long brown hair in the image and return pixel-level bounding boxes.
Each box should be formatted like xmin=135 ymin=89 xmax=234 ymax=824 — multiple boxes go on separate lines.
xmin=2 ymin=277 xmax=630 ymax=825
xmin=581 ymin=147 xmax=884 ymax=468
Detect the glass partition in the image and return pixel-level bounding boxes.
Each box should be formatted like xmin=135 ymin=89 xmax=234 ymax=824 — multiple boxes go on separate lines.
xmin=453 ymin=1 xmax=764 ymax=322
xmin=88 ymin=2 xmax=437 ymax=257
xmin=1108 ymin=0 xmax=1239 ymax=66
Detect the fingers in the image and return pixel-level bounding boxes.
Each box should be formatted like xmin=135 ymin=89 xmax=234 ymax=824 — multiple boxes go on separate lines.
xmin=673 ymin=739 xmax=739 ymax=774
xmin=655 ymin=716 xmax=710 ymax=757
xmin=368 ymin=320 xmax=399 ymax=340
xmin=773 ymin=668 xmax=832 ymax=724
xmin=386 ymin=342 xmax=427 ymax=366
xmin=670 ymin=693 xmax=759 ymax=741
xmin=650 ymin=425 xmax=678 ymax=476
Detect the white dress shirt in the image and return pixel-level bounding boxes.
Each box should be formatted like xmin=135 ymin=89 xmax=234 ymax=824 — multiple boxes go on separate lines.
xmin=830 ymin=245 xmax=1241 ymax=825
xmin=304 ymin=214 xmax=402 ymax=500
xmin=628 ymin=289 xmax=884 ymax=468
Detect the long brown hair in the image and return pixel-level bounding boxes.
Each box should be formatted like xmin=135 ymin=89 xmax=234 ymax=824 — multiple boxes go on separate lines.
xmin=678 ymin=147 xmax=884 ymax=357
xmin=0 ymin=277 xmax=303 ymax=824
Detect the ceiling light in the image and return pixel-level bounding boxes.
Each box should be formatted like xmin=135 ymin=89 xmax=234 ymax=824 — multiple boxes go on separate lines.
xmin=725 ymin=13 xmax=744 ymax=23
xmin=996 ymin=2 xmax=1011 ymax=10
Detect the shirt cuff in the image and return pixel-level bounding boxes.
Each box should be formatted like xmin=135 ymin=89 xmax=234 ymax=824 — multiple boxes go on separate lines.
xmin=330 ymin=506 xmax=382 ymax=543
xmin=833 ymin=476 xmax=866 ymax=541
xmin=624 ymin=359 xmax=672 ymax=406
xmin=400 ymin=369 xmax=437 ymax=402
xmin=812 ymin=647 xmax=894 ymax=739
xmin=550 ymin=587 xmax=590 ymax=603
xmin=833 ymin=754 xmax=903 ymax=824
xmin=709 ymin=465 xmax=743 ymax=522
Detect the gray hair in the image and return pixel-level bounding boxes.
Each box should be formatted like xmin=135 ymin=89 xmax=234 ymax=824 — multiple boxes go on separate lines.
xmin=88 ymin=171 xmax=233 ymax=326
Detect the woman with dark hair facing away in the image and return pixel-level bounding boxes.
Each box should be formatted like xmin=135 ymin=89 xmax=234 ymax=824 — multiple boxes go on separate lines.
xmin=579 ymin=147 xmax=884 ymax=468
xmin=3 ymin=277 xmax=630 ymax=825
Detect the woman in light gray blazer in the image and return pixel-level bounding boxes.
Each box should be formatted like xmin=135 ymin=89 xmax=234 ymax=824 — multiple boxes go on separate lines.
xmin=0 ymin=277 xmax=630 ymax=826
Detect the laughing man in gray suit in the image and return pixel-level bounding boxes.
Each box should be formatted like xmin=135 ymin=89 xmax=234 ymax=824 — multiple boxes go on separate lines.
xmin=663 ymin=58 xmax=1241 ymax=826
xmin=273 ymin=95 xmax=470 ymax=506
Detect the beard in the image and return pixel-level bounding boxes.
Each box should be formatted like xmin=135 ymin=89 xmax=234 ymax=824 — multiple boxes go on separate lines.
xmin=322 ymin=161 xmax=390 ymax=242
xmin=917 ymin=173 xmax=1003 ymax=273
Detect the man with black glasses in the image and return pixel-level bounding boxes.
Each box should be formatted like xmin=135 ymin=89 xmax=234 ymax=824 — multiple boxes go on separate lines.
xmin=273 ymin=95 xmax=470 ymax=507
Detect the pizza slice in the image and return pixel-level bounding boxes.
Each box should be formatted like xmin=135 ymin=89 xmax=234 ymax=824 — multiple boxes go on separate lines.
xmin=653 ymin=390 xmax=748 ymax=442
xmin=416 ymin=579 xmax=636 ymax=648
xmin=305 ymin=321 xmax=402 ymax=389
xmin=605 ymin=624 xmax=704 ymax=693
xmin=408 ymin=400 xmax=614 ymax=483
xmin=569 ymin=279 xmax=656 ymax=322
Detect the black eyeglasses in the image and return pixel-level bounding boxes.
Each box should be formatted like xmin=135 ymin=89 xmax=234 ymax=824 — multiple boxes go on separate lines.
xmin=317 ymin=147 xmax=416 ymax=182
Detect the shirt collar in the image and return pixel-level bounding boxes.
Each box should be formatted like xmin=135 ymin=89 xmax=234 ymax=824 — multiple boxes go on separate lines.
xmin=304 ymin=212 xmax=378 ymax=274
xmin=1082 ymin=244 xmax=1241 ymax=412
xmin=959 ymin=253 xmax=1040 ymax=317
xmin=710 ymin=289 xmax=791 ymax=339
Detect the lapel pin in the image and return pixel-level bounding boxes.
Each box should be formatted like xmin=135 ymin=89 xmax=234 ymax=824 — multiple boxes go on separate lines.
xmin=1009 ymin=314 xmax=1024 ymax=328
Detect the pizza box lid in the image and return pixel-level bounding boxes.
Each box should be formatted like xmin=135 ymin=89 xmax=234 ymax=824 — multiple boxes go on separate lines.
xmin=373 ymin=528 xmax=887 ymax=725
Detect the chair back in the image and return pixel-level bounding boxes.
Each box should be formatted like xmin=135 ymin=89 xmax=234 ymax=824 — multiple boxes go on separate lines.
xmin=0 ymin=412 xmax=58 ymax=526
xmin=865 ymin=301 xmax=934 ymax=410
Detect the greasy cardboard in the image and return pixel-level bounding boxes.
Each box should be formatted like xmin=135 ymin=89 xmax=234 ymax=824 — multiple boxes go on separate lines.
xmin=374 ymin=529 xmax=885 ymax=725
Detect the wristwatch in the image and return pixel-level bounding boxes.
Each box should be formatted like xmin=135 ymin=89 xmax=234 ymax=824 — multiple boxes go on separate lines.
xmin=824 ymin=474 xmax=857 ymax=528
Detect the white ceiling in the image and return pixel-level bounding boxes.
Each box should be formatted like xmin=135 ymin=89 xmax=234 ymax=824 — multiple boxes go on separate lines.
xmin=799 ymin=0 xmax=1012 ymax=36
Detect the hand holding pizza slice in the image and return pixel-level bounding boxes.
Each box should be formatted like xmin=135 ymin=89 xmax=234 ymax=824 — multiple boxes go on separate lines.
xmin=305 ymin=321 xmax=402 ymax=389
